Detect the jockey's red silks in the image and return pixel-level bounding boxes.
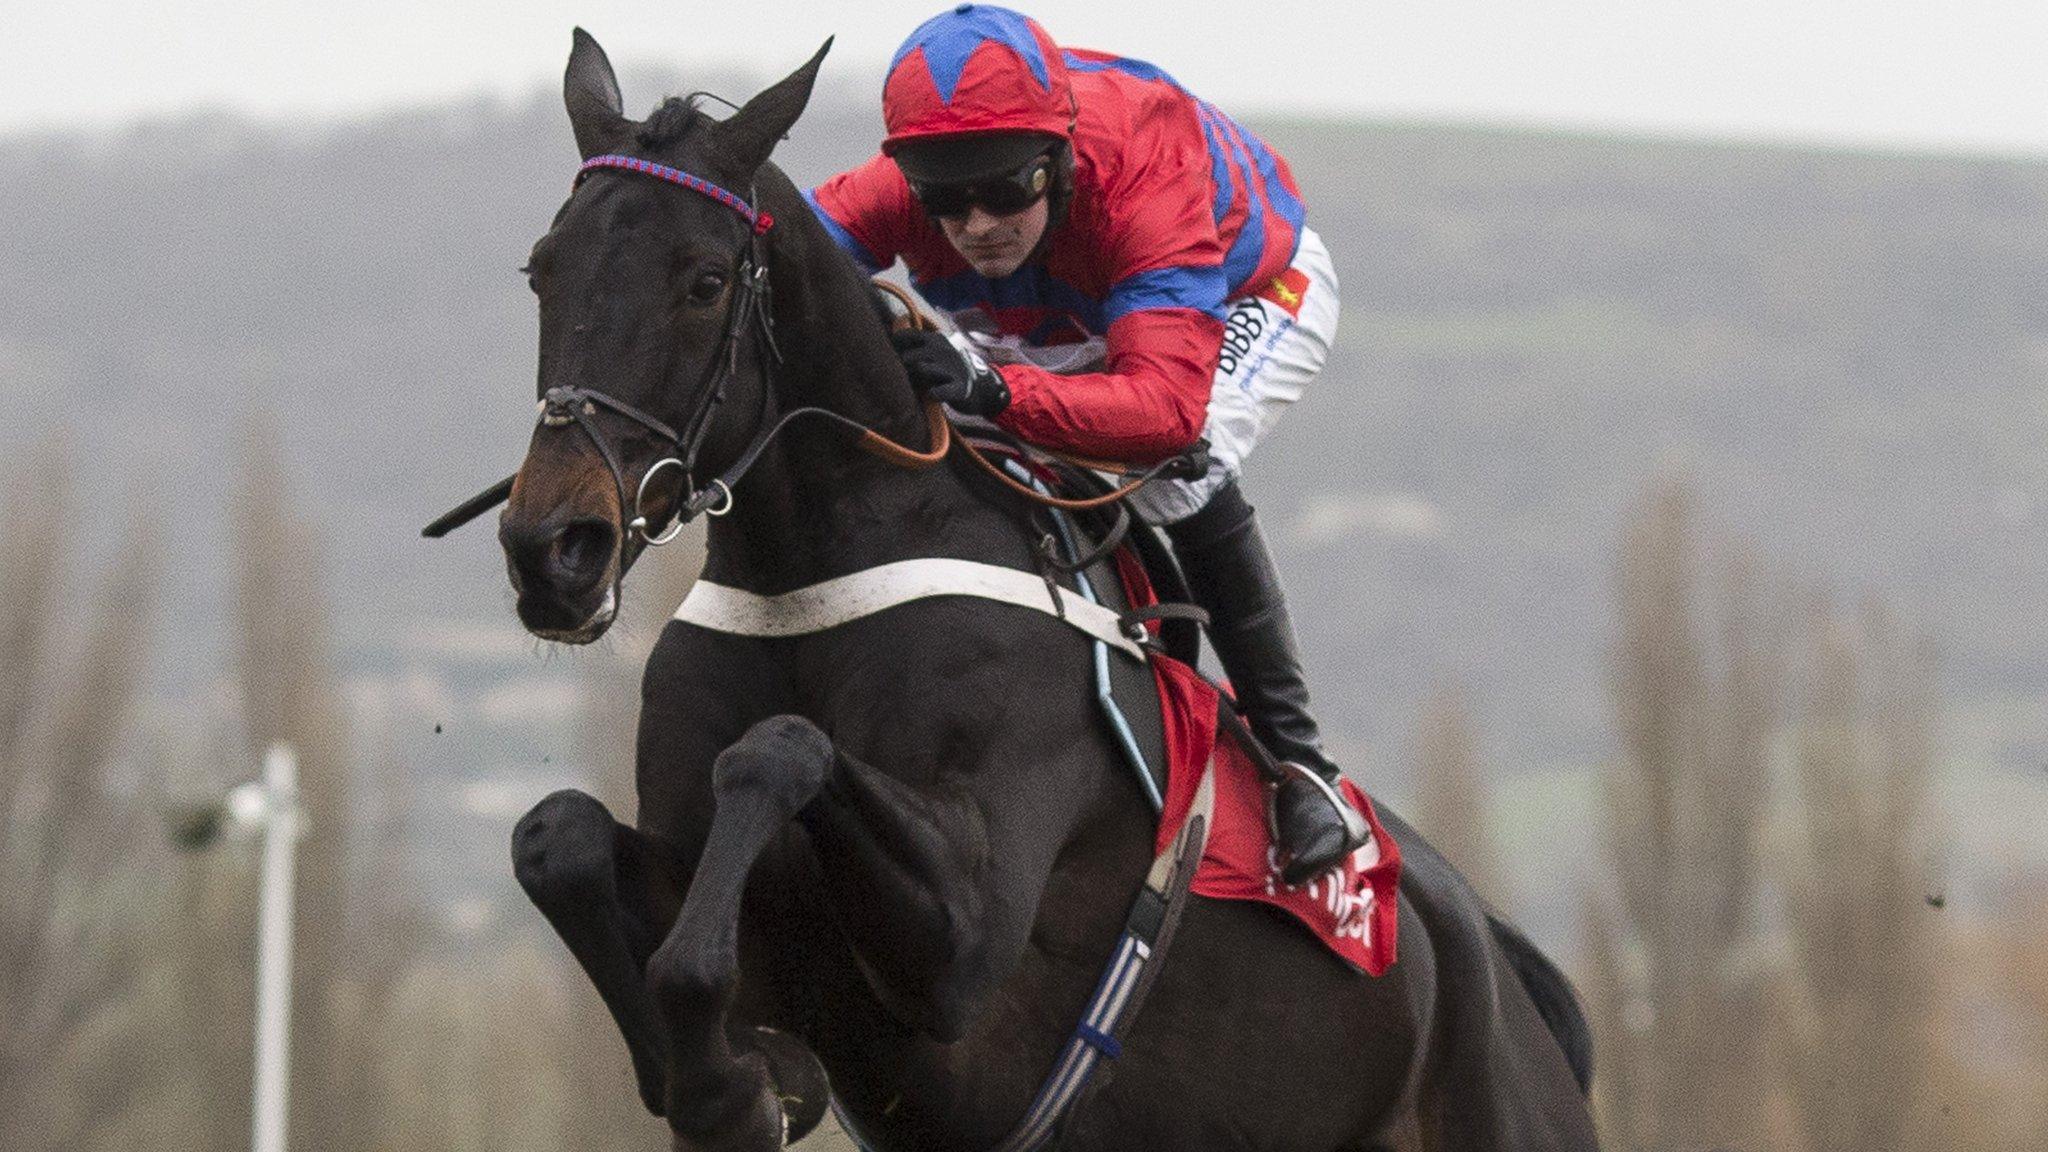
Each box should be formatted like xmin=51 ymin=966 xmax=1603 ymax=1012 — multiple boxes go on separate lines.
xmin=810 ymin=5 xmax=1310 ymax=464
xmin=1114 ymin=551 xmax=1401 ymax=976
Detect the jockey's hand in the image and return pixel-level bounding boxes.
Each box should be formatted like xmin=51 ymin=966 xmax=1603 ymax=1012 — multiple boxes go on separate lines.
xmin=1162 ymin=439 xmax=1212 ymax=481
xmin=890 ymin=328 xmax=1011 ymax=417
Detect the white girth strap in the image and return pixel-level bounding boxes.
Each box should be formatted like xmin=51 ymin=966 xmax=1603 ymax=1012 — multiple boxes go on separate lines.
xmin=673 ymin=557 xmax=1148 ymax=661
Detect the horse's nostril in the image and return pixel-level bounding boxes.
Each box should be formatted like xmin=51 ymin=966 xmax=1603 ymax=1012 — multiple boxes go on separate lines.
xmin=552 ymin=520 xmax=615 ymax=581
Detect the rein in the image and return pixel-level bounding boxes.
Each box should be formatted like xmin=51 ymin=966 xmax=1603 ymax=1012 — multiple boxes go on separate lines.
xmin=958 ymin=427 xmax=1193 ymax=512
xmin=872 ymin=280 xmax=1204 ymax=513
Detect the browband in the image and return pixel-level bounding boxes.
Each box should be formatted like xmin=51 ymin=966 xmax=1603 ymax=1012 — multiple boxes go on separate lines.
xmin=576 ymin=154 xmax=776 ymax=234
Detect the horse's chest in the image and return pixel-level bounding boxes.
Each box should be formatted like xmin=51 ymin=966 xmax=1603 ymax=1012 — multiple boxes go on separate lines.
xmin=786 ymin=599 xmax=1096 ymax=767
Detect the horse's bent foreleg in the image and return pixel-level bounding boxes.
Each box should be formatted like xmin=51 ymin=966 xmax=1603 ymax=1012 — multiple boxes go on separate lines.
xmin=512 ymin=789 xmax=684 ymax=1116
xmin=649 ymin=716 xmax=835 ymax=1152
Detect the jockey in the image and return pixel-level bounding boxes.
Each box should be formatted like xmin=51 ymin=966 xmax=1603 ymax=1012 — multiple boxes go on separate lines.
xmin=806 ymin=3 xmax=1366 ymax=884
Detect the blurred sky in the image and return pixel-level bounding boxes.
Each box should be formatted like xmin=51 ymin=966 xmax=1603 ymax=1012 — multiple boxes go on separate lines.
xmin=7 ymin=1 xmax=2048 ymax=154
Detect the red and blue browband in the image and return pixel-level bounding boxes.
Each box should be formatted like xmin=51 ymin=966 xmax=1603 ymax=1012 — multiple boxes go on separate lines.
xmin=576 ymin=154 xmax=775 ymax=234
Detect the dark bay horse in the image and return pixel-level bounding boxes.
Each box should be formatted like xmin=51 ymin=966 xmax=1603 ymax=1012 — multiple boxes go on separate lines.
xmin=492 ymin=30 xmax=1598 ymax=1151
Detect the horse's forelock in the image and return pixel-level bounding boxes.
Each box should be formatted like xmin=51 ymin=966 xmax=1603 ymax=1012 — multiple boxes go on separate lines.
xmin=636 ymin=95 xmax=711 ymax=152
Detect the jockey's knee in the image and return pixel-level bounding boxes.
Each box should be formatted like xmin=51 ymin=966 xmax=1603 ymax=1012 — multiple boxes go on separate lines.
xmin=1164 ymin=476 xmax=1255 ymax=547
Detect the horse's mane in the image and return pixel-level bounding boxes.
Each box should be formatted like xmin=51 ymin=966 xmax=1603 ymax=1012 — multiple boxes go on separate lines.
xmin=637 ymin=95 xmax=714 ymax=151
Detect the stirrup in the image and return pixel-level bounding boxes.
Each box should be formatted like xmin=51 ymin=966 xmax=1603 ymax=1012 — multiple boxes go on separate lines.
xmin=1267 ymin=760 xmax=1371 ymax=885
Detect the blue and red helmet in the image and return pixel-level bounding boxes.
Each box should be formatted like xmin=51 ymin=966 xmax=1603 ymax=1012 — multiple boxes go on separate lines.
xmin=882 ymin=4 xmax=1074 ymax=179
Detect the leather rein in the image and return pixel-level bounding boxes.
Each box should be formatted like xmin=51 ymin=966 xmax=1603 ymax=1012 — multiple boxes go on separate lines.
xmin=420 ymin=156 xmax=1191 ymax=544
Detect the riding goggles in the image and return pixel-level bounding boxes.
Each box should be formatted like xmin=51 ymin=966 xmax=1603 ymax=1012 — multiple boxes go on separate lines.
xmin=909 ymin=153 xmax=1054 ymax=220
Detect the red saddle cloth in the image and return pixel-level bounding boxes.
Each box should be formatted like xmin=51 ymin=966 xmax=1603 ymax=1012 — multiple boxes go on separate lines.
xmin=1118 ymin=555 xmax=1402 ymax=976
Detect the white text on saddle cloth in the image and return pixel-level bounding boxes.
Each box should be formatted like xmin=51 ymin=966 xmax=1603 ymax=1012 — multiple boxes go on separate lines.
xmin=1149 ymin=651 xmax=1403 ymax=976
xmin=1266 ymin=838 xmax=1385 ymax=942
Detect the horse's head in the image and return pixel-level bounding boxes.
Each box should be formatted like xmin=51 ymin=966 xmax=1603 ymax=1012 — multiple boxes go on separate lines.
xmin=500 ymin=29 xmax=827 ymax=642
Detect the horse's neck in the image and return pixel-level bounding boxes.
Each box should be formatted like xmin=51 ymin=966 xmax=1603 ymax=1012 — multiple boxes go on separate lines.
xmin=768 ymin=166 xmax=924 ymax=441
xmin=702 ymin=180 xmax=998 ymax=590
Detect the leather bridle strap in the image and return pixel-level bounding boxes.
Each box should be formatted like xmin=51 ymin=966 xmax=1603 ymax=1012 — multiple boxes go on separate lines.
xmin=546 ymin=383 xmax=681 ymax=444
xmin=532 ymin=237 xmax=767 ymax=548
xmin=673 ymin=260 xmax=775 ymax=490
xmin=578 ymin=154 xmax=775 ymax=234
xmin=676 ymin=399 xmax=953 ymax=519
xmin=958 ymin=438 xmax=1180 ymax=511
xmin=419 ymin=396 xmax=953 ymax=539
xmin=537 ymin=383 xmax=682 ymax=520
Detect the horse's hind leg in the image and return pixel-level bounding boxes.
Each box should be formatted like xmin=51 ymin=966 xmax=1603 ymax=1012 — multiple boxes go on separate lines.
xmin=512 ymin=788 xmax=683 ymax=1117
xmin=647 ymin=716 xmax=837 ymax=1152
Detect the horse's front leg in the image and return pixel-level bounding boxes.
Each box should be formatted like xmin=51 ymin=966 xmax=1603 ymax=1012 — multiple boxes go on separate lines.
xmin=649 ymin=712 xmax=1007 ymax=1151
xmin=648 ymin=715 xmax=837 ymax=1152
xmin=511 ymin=789 xmax=683 ymax=1116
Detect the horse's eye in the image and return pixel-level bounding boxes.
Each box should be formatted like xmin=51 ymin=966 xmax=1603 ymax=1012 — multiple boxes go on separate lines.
xmin=688 ymin=271 xmax=727 ymax=305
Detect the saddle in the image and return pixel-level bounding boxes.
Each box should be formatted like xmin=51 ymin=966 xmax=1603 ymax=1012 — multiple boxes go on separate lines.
xmin=997 ymin=455 xmax=1198 ymax=810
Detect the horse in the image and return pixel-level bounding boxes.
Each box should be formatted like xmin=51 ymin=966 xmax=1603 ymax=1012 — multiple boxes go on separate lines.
xmin=484 ymin=29 xmax=1599 ymax=1152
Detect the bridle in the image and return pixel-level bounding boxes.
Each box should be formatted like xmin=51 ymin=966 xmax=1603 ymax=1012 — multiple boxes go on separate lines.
xmin=421 ymin=153 xmax=1203 ymax=554
xmin=497 ymin=153 xmax=966 ymax=565
xmin=541 ymin=153 xmax=783 ymax=550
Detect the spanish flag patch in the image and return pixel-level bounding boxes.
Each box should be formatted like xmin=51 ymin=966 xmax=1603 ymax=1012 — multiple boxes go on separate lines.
xmin=1255 ymin=267 xmax=1311 ymax=318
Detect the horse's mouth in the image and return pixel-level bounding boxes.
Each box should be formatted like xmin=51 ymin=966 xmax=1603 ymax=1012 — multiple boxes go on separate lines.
xmin=522 ymin=584 xmax=618 ymax=644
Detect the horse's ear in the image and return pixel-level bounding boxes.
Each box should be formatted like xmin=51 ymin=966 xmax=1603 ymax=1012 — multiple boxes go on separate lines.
xmin=716 ymin=38 xmax=832 ymax=174
xmin=565 ymin=28 xmax=629 ymax=159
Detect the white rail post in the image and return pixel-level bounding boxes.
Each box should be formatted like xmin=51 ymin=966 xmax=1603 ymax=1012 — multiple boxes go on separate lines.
xmin=250 ymin=742 xmax=302 ymax=1152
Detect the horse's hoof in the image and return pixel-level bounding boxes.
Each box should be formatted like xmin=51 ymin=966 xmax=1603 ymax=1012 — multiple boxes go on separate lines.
xmin=669 ymin=1086 xmax=786 ymax=1152
xmin=752 ymin=1026 xmax=831 ymax=1142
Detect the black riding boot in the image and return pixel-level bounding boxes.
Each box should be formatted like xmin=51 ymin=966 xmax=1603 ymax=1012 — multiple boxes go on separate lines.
xmin=1165 ymin=481 xmax=1369 ymax=885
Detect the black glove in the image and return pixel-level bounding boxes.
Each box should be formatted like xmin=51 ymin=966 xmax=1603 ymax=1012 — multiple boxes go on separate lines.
xmin=890 ymin=327 xmax=1011 ymax=417
xmin=1161 ymin=438 xmax=1212 ymax=481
